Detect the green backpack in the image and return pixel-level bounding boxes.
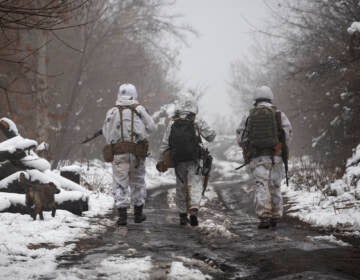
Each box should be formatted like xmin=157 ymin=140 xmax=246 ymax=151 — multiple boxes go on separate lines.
xmin=247 ymin=106 xmax=280 ymax=157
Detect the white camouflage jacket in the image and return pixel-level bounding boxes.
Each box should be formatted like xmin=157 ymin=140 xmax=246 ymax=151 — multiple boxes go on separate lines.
xmin=102 ymin=99 xmax=156 ymax=145
xmin=159 ymin=112 xmax=216 ymax=159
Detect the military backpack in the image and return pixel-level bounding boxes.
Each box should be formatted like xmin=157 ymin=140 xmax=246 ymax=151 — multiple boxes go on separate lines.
xmin=169 ymin=114 xmax=201 ymax=163
xmin=247 ymin=105 xmax=280 ymax=158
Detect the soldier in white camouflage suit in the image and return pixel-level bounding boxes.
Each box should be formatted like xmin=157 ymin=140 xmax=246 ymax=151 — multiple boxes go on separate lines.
xmin=159 ymin=94 xmax=216 ymax=226
xmin=236 ymin=86 xmax=292 ymax=229
xmin=103 ymin=83 xmax=156 ymax=226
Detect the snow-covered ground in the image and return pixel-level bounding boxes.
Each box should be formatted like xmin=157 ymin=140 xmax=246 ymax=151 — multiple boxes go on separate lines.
xmin=283 ymin=149 xmax=360 ymax=236
xmin=221 ymin=140 xmax=360 ymax=236
xmin=2 ymin=138 xmax=360 ymax=278
xmin=0 ymin=158 xmax=201 ymax=279
xmin=0 ymin=192 xmax=114 ymax=280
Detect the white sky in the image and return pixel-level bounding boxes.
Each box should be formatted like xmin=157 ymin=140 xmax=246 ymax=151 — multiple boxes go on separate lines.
xmin=171 ymin=0 xmax=269 ymax=122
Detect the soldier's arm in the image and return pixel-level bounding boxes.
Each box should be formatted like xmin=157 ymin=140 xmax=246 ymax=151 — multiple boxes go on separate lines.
xmin=196 ymin=118 xmax=216 ymax=142
xmin=280 ymin=112 xmax=293 ymax=144
xmin=102 ymin=107 xmax=119 ymax=144
xmin=158 ymin=123 xmax=172 ymax=160
xmin=236 ymin=115 xmax=248 ymax=146
xmin=136 ymin=106 xmax=157 ymax=133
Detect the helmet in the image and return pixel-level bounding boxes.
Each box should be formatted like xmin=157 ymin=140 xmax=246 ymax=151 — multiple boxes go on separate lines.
xmin=117 ymin=83 xmax=138 ymax=100
xmin=254 ymin=86 xmax=273 ymax=101
xmin=176 ymin=93 xmax=198 ymax=114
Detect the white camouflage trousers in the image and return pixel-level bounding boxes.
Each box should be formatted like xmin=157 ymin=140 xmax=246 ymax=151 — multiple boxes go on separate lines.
xmin=175 ymin=162 xmax=202 ymax=214
xmin=112 ymin=154 xmax=146 ymax=208
xmin=249 ymin=156 xmax=284 ymax=220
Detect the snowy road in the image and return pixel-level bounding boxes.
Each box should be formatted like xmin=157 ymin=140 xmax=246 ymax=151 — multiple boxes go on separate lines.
xmin=43 ymin=180 xmax=360 ymax=280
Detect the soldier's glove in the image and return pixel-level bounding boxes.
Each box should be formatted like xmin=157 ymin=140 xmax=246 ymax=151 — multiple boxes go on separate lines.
xmin=274 ymin=142 xmax=282 ymax=153
xmin=156 ymin=161 xmax=168 ymax=173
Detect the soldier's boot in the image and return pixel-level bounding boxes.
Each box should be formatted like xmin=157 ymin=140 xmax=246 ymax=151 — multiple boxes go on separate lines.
xmin=134 ymin=205 xmax=146 ymax=223
xmin=189 ymin=208 xmax=199 ymax=227
xmin=179 ymin=213 xmax=189 ymax=225
xmin=269 ymin=218 xmax=278 ymax=228
xmin=117 ymin=207 xmax=127 ymax=226
xmin=258 ymin=218 xmax=270 ymax=229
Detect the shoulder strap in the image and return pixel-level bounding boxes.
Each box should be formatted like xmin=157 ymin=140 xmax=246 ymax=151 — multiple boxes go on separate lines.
xmin=117 ymin=105 xmax=141 ymax=143
xmin=117 ymin=106 xmax=125 ymax=142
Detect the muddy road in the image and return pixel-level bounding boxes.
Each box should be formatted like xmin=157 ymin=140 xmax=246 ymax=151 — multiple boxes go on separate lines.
xmin=46 ymin=179 xmax=360 ymax=280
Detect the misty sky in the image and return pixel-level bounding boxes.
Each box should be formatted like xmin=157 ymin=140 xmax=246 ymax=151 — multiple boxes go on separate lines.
xmin=172 ymin=0 xmax=269 ymax=121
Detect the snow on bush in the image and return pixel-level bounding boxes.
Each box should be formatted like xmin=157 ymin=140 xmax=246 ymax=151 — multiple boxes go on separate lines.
xmin=284 ymin=145 xmax=360 ymax=234
xmin=347 ymin=21 xmax=360 ymax=34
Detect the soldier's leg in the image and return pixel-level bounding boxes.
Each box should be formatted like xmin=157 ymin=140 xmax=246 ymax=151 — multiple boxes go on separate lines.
xmin=112 ymin=154 xmax=131 ymax=208
xmin=130 ymin=156 xmax=147 ymax=223
xmin=252 ymin=163 xmax=272 ymax=223
xmin=185 ymin=163 xmax=202 ymax=226
xmin=175 ymin=163 xmax=189 ymax=224
xmin=269 ymin=162 xmax=284 ymax=222
xmin=130 ymin=156 xmax=146 ymax=207
xmin=112 ymin=154 xmax=130 ymax=225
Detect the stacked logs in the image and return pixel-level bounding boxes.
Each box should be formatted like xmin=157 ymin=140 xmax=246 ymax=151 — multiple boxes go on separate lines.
xmin=0 ymin=118 xmax=89 ymax=216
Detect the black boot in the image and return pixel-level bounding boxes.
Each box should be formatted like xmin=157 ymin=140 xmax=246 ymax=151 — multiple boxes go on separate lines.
xmin=117 ymin=207 xmax=127 ymax=226
xmin=134 ymin=205 xmax=146 ymax=223
xmin=189 ymin=209 xmax=198 ymax=227
xmin=179 ymin=213 xmax=189 ymax=225
xmin=258 ymin=218 xmax=270 ymax=229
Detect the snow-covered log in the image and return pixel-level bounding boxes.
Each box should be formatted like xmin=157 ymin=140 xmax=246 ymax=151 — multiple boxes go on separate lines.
xmin=0 ymin=171 xmax=89 ymax=215
xmin=0 ymin=192 xmax=88 ymax=216
xmin=0 ymin=160 xmax=20 ymax=180
xmin=60 ymin=165 xmax=81 ymax=184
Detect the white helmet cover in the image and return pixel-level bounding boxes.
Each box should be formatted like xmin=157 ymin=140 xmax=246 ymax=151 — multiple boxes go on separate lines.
xmin=117 ymin=83 xmax=138 ymax=100
xmin=254 ymin=86 xmax=274 ymax=101
xmin=176 ymin=93 xmax=198 ymax=114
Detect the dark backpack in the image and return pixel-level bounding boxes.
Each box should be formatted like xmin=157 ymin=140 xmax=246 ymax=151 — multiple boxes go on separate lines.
xmin=169 ymin=115 xmax=201 ymax=163
xmin=247 ymin=106 xmax=280 ymax=157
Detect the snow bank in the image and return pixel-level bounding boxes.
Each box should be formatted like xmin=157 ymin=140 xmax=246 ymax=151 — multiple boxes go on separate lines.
xmin=0 ymin=192 xmax=114 ymax=280
xmin=145 ymin=157 xmax=176 ymax=188
xmin=169 ymin=261 xmax=212 ymax=280
xmin=347 ymin=21 xmax=360 ymax=34
xmin=284 ymin=147 xmax=360 ymax=234
xmin=0 ymin=135 xmax=37 ymax=153
xmin=99 ymin=255 xmax=152 ymax=279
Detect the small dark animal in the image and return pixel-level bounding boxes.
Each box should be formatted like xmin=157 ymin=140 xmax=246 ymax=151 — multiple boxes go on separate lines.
xmin=19 ymin=173 xmax=60 ymax=220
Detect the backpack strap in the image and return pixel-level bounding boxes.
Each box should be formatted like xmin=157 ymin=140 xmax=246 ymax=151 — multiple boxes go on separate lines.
xmin=116 ymin=104 xmax=141 ymax=143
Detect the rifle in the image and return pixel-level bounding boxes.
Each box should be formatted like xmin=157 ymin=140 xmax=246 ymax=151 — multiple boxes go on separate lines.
xmin=81 ymin=129 xmax=102 ymax=144
xmin=235 ymin=162 xmax=247 ymax=170
xmin=201 ymin=148 xmax=213 ymax=196
xmin=278 ymin=128 xmax=289 ymax=186
xmin=346 ymin=158 xmax=360 ymax=168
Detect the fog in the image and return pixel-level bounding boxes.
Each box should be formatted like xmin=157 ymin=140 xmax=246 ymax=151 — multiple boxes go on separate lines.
xmin=172 ymin=0 xmax=269 ymax=121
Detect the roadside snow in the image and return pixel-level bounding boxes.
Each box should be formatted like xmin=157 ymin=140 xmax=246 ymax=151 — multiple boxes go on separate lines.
xmin=284 ymin=147 xmax=360 ymax=235
xmin=0 ymin=160 xmax=114 ymax=280
xmin=169 ymin=261 xmax=212 ymax=280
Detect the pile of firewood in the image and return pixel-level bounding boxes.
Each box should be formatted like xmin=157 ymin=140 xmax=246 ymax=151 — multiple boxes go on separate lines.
xmin=0 ymin=118 xmax=89 ymax=216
